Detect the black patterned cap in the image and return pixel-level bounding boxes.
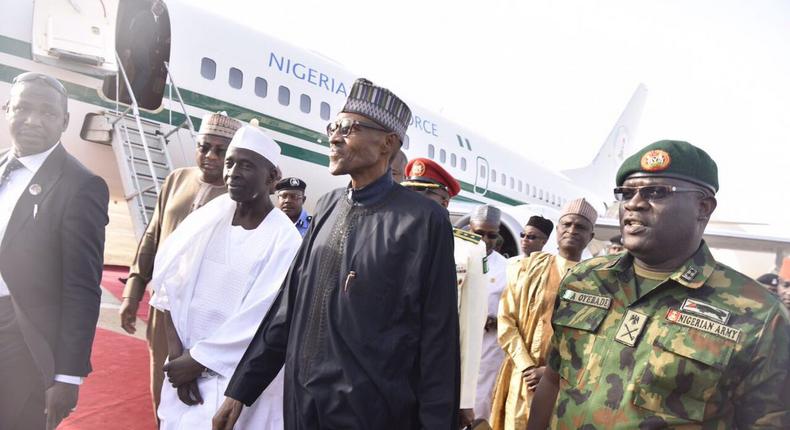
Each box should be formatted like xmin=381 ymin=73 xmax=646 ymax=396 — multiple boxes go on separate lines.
xmin=341 ymin=78 xmax=412 ymax=143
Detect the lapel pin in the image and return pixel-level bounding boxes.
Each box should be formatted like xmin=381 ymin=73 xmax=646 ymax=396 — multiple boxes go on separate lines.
xmin=29 ymin=183 xmax=42 ymax=196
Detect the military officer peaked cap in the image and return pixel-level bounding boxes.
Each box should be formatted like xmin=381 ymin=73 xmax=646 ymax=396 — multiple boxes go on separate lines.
xmin=402 ymin=158 xmax=461 ymax=197
xmin=616 ymin=140 xmax=719 ymax=193
xmin=275 ymin=177 xmax=307 ymax=192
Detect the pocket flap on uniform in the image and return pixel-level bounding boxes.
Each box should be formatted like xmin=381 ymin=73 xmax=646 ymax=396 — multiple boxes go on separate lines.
xmin=653 ymin=323 xmax=735 ymax=370
xmin=552 ymin=298 xmax=609 ymax=333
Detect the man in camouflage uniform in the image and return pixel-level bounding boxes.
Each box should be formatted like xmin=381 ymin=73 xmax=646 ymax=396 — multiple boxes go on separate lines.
xmin=528 ymin=140 xmax=790 ymax=429
xmin=401 ymin=157 xmax=489 ymax=428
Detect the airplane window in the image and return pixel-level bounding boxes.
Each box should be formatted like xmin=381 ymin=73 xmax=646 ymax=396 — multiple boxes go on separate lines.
xmin=278 ymin=86 xmax=290 ymax=106
xmin=491 ymin=169 xmax=497 ymax=183
xmin=533 ymin=188 xmax=537 ymax=198
xmin=480 ymin=165 xmax=486 ymax=178
xmin=539 ymin=189 xmax=544 ymax=200
xmin=255 ymin=77 xmax=268 ymax=97
xmin=525 ymin=183 xmax=530 ymax=195
xmin=501 ymin=173 xmax=506 ymax=185
xmin=510 ymin=177 xmax=515 ymax=189
xmin=402 ymin=134 xmax=409 ymax=149
xmin=518 ymin=180 xmax=523 ymax=192
xmin=300 ymin=94 xmax=311 ymax=114
xmin=229 ymin=67 xmax=243 ymax=89
xmin=428 ymin=144 xmax=435 ymax=159
xmin=200 ymin=57 xmax=216 ymax=80
xmin=320 ymin=102 xmax=330 ymax=120
xmin=551 ymin=194 xmax=555 ymax=204
xmin=450 ymin=153 xmax=457 ymax=167
xmin=440 ymin=149 xmax=447 ymax=163
xmin=460 ymin=157 xmax=467 ymax=171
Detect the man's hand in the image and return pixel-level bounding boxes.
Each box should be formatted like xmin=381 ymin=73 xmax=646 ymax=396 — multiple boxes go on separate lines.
xmin=212 ymin=397 xmax=244 ymax=430
xmin=484 ymin=316 xmax=497 ymax=332
xmin=163 ymin=350 xmax=205 ymax=387
xmin=459 ymin=408 xmax=475 ymax=428
xmin=45 ymin=382 xmax=79 ymax=430
xmin=119 ymin=297 xmax=140 ymax=334
xmin=524 ymin=366 xmax=545 ymax=391
xmin=176 ymin=380 xmax=203 ymax=406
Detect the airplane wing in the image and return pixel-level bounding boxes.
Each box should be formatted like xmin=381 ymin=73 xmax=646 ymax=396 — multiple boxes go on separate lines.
xmin=595 ymin=217 xmax=790 ymax=255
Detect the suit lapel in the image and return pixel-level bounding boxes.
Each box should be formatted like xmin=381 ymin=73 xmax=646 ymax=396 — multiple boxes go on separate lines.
xmin=1 ymin=145 xmax=68 ymax=250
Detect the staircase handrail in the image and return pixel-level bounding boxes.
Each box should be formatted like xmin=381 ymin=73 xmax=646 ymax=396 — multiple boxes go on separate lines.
xmin=114 ymin=52 xmax=161 ymax=194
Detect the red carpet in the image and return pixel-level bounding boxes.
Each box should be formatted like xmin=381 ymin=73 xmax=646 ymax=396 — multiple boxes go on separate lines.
xmin=101 ymin=265 xmax=151 ymax=322
xmin=60 ymin=328 xmax=156 ymax=430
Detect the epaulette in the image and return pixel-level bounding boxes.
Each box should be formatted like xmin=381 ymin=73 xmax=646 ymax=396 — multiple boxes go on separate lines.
xmin=453 ymin=228 xmax=481 ymax=244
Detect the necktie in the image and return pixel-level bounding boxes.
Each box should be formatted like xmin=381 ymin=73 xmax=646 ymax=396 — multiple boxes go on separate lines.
xmin=0 ymin=157 xmax=24 ymax=190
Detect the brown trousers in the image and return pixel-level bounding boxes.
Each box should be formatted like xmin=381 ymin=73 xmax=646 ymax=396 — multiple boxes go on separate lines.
xmin=146 ymin=305 xmax=169 ymax=426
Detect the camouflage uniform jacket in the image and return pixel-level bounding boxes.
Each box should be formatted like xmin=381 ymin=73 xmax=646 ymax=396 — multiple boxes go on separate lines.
xmin=547 ymin=242 xmax=790 ymax=429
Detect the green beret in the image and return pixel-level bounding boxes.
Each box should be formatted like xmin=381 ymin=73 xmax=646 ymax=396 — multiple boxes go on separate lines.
xmin=615 ymin=140 xmax=719 ymax=192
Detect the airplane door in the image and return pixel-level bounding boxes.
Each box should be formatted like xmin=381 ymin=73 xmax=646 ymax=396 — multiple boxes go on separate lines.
xmin=474 ymin=156 xmax=489 ymax=196
xmin=31 ymin=0 xmax=118 ymax=76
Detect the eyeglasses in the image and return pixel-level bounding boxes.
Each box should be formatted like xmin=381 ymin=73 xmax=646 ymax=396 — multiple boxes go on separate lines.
xmin=473 ymin=231 xmax=500 ymax=240
xmin=12 ymin=72 xmax=68 ymax=98
xmin=409 ymin=185 xmax=449 ymax=202
xmin=276 ymin=192 xmax=304 ymax=201
xmin=520 ymin=232 xmax=541 ymax=240
xmin=197 ymin=144 xmax=227 ymax=157
xmin=326 ymin=118 xmax=390 ymax=138
xmin=613 ymin=185 xmax=706 ymax=202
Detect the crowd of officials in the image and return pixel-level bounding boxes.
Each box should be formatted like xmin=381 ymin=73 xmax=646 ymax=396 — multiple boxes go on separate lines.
xmin=1 ymin=69 xmax=788 ymax=430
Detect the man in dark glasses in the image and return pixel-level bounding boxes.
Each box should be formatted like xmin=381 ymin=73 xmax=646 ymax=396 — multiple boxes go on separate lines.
xmin=529 ymin=140 xmax=790 ymax=429
xmin=519 ymin=215 xmax=553 ymax=256
xmin=120 ymin=111 xmax=241 ymax=424
xmin=401 ymin=157 xmax=488 ymax=428
xmin=0 ymin=72 xmax=109 ymax=429
xmin=491 ymin=198 xmax=597 ymax=429
xmin=466 ymin=205 xmax=511 ymax=421
xmin=216 ymin=78 xmax=459 ymax=430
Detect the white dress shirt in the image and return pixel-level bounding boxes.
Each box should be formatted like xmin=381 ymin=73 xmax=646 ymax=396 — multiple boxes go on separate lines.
xmin=0 ymin=144 xmax=83 ymax=385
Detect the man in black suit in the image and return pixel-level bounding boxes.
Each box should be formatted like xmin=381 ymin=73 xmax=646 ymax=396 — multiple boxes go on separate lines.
xmin=0 ymin=72 xmax=109 ymax=429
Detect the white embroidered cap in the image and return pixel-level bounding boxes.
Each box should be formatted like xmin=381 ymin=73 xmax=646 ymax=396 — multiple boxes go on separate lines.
xmin=227 ymin=125 xmax=281 ymax=167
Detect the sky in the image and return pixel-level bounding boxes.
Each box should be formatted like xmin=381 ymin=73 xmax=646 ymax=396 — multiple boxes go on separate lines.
xmin=192 ymin=0 xmax=790 ymax=230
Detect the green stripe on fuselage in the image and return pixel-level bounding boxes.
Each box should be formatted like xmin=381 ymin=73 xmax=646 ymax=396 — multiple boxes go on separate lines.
xmin=0 ymin=35 xmax=523 ymax=206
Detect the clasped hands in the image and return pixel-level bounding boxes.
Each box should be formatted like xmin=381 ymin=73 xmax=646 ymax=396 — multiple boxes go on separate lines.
xmin=163 ymin=349 xmax=206 ymax=406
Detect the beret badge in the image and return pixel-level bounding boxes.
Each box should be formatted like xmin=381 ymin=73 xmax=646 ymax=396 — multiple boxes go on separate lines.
xmin=640 ymin=149 xmax=671 ymax=172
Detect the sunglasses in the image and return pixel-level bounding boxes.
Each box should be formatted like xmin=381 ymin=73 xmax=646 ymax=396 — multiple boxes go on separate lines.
xmin=613 ymin=185 xmax=706 ymax=202
xmin=197 ymin=144 xmax=227 ymax=157
xmin=12 ymin=72 xmax=68 ymax=98
xmin=520 ymin=232 xmax=541 ymax=240
xmin=326 ymin=118 xmax=390 ymax=138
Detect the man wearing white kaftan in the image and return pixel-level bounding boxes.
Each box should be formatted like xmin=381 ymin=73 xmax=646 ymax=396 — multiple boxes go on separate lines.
xmin=150 ymin=125 xmax=300 ymax=430
xmin=475 ymin=249 xmax=507 ymax=420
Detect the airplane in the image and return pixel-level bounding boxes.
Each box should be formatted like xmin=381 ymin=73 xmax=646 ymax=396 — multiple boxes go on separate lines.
xmin=1 ymin=0 xmax=788 ymax=269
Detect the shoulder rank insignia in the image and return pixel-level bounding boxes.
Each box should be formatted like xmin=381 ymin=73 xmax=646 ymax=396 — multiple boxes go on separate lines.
xmin=666 ymin=309 xmax=740 ymax=342
xmin=679 ymin=298 xmax=730 ymax=324
xmin=615 ymin=309 xmax=648 ymax=347
xmin=680 ymin=266 xmax=699 ymax=282
xmin=482 ymin=256 xmax=489 ymax=274
xmin=453 ymin=228 xmax=481 ymax=244
xmin=562 ymin=289 xmax=612 ymax=309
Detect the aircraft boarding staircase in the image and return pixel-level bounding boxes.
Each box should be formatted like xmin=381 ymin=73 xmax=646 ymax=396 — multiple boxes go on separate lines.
xmin=108 ymin=56 xmax=197 ymax=239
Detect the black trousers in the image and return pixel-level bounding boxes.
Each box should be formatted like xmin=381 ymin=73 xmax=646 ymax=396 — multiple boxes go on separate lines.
xmin=0 ymin=296 xmax=45 ymax=429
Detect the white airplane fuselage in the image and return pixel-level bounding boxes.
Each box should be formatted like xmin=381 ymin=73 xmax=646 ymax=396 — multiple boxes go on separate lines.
xmin=0 ymin=0 xmax=642 ymax=261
